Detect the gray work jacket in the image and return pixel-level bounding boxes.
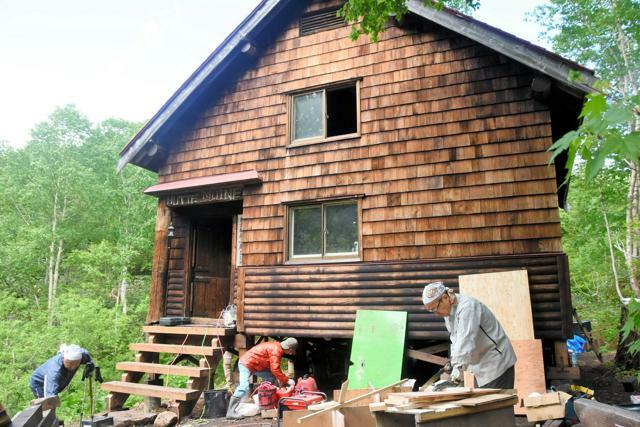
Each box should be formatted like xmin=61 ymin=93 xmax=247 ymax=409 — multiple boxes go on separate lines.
xmin=444 ymin=294 xmax=517 ymax=387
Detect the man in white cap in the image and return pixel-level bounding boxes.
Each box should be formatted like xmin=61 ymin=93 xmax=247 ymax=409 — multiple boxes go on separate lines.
xmin=227 ymin=337 xmax=297 ymax=419
xmin=422 ymin=282 xmax=516 ymax=389
xmin=29 ymin=344 xmax=93 ymax=398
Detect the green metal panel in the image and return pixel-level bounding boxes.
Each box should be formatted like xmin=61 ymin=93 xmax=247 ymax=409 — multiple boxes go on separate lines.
xmin=347 ymin=309 xmax=407 ymax=389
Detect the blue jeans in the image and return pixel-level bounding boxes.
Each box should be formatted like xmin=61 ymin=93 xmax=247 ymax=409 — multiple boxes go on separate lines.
xmin=233 ymin=363 xmax=277 ymax=398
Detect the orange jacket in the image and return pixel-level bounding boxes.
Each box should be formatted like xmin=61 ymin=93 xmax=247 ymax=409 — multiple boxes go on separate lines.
xmin=239 ymin=341 xmax=289 ymax=385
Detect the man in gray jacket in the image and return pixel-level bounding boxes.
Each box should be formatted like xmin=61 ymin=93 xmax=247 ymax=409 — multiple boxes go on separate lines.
xmin=422 ymin=282 xmax=517 ymax=388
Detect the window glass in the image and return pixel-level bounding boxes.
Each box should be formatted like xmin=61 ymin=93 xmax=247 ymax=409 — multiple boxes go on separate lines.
xmin=293 ymin=91 xmax=323 ymax=140
xmin=325 ymin=203 xmax=358 ymax=254
xmin=292 ymin=206 xmax=322 ymax=256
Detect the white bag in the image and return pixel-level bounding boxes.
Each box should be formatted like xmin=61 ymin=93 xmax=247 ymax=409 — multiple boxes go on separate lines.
xmin=236 ymin=402 xmax=260 ymax=417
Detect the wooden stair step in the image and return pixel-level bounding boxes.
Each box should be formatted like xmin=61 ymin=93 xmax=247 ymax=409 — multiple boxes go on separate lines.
xmin=101 ymin=381 xmax=201 ymax=401
xmin=143 ymin=325 xmax=235 ymax=336
xmin=129 ymin=343 xmax=221 ymax=356
xmin=116 ymin=362 xmax=210 ymax=377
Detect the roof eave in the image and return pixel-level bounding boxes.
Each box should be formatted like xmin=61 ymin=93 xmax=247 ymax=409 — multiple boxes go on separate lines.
xmin=117 ymin=0 xmax=287 ymax=173
xmin=407 ymin=0 xmax=597 ymax=95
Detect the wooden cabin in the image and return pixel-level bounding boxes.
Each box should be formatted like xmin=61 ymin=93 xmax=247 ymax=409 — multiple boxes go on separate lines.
xmin=106 ymin=0 xmax=595 ymax=414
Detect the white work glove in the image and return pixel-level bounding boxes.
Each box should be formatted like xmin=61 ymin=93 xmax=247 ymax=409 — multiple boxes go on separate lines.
xmin=450 ymin=366 xmax=462 ymax=384
xmin=287 ymin=379 xmax=295 ymax=387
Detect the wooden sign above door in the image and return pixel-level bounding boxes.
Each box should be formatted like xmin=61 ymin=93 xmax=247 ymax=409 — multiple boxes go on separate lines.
xmin=165 ymin=187 xmax=242 ymax=207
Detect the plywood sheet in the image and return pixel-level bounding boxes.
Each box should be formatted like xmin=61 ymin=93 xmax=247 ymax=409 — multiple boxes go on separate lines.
xmin=512 ymin=339 xmax=546 ymax=415
xmin=347 ymin=310 xmax=407 ymax=389
xmin=458 ymin=270 xmax=534 ymax=340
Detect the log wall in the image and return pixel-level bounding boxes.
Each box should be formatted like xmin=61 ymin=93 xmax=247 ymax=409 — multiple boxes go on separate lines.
xmin=156 ymin=0 xmax=563 ymax=267
xmin=164 ymin=213 xmax=189 ymax=317
xmin=238 ymin=253 xmax=572 ymax=340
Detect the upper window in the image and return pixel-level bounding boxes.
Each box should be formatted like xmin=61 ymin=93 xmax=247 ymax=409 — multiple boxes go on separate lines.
xmin=289 ymin=201 xmax=360 ymax=261
xmin=290 ymin=82 xmax=359 ymax=145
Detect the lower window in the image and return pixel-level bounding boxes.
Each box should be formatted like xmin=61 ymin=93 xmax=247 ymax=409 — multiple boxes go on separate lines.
xmin=289 ymin=201 xmax=359 ymax=261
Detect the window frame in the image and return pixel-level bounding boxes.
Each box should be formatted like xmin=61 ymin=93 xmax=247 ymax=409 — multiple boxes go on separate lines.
xmin=287 ymin=79 xmax=361 ymax=147
xmin=287 ymin=199 xmax=362 ymax=263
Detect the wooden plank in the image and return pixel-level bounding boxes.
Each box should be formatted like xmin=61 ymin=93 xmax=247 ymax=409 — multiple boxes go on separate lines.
xmin=385 ymin=388 xmax=500 ymax=405
xmin=458 ymin=270 xmax=534 ymax=340
xmin=142 ymin=325 xmax=234 ymax=336
xmin=10 ymin=405 xmax=42 ymax=427
xmin=297 ymin=379 xmax=408 ymax=424
xmin=415 ymin=395 xmax=518 ymax=422
xmin=237 ymin=267 xmax=246 ymax=332
xmin=407 ymin=349 xmax=448 ymax=366
xmin=28 ymin=397 xmax=60 ymax=412
xmin=454 ymin=393 xmax=515 ymax=407
xmin=417 ymin=343 xmax=449 ymax=354
xmin=129 ymin=343 xmax=220 ymax=356
xmin=116 ymin=362 xmax=210 ymax=377
xmin=37 ymin=408 xmax=57 ymax=427
xmin=512 ymin=339 xmax=546 ymax=415
xmin=369 ymin=402 xmax=387 ymax=412
xmin=101 ymin=381 xmax=201 ymax=401
xmin=464 ymin=371 xmax=475 ymax=388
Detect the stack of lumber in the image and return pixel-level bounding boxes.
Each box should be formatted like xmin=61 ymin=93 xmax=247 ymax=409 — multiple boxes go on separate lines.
xmin=370 ymin=388 xmax=518 ymax=422
xmin=459 ymin=270 xmax=547 ymax=414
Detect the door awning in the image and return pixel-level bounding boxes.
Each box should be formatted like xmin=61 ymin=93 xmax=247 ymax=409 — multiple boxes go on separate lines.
xmin=144 ymin=170 xmax=261 ymax=196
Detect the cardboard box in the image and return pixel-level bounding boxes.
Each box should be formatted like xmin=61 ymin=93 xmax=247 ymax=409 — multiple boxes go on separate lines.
xmin=523 ymin=391 xmax=572 ymax=422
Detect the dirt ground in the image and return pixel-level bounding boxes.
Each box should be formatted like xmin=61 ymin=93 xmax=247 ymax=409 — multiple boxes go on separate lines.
xmin=177 ymin=351 xmax=637 ymax=427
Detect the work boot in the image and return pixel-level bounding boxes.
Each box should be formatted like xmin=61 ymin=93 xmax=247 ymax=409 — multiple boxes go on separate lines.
xmin=226 ymin=395 xmax=243 ymax=419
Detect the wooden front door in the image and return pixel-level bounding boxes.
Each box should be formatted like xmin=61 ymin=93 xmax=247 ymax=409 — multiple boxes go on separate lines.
xmin=189 ymin=221 xmax=231 ymax=318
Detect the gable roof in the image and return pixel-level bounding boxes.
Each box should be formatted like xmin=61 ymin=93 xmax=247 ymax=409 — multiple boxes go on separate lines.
xmin=118 ymin=0 xmax=596 ymax=172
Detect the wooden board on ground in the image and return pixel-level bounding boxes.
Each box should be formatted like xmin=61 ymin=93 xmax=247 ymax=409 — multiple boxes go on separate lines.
xmin=332 ymin=386 xmax=413 ymax=407
xmin=458 ymin=270 xmax=534 ymax=340
xmin=415 ymin=395 xmax=518 ymax=422
xmin=347 ymin=310 xmax=407 ymax=389
xmin=284 ymin=407 xmax=374 ymax=427
xmin=454 ymin=393 xmax=516 ymax=407
xmin=513 ymin=339 xmax=547 ymax=415
xmin=385 ymin=388 xmax=501 ymax=406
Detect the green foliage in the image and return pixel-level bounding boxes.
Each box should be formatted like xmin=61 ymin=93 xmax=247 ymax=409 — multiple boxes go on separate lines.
xmin=534 ymin=0 xmax=640 ymax=360
xmin=0 ymin=106 xmax=155 ymax=419
xmin=339 ymin=0 xmax=479 ymax=42
xmin=530 ymin=0 xmax=640 ymax=90
xmin=549 ymin=93 xmax=640 ymax=180
xmin=560 ymin=166 xmax=628 ymax=349
xmin=621 ymin=300 xmax=640 ymax=355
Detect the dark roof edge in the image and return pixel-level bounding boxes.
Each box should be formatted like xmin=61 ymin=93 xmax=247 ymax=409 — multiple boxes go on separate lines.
xmin=118 ymin=0 xmax=598 ymax=172
xmin=408 ymin=1 xmax=596 ymax=93
xmin=117 ymin=0 xmax=285 ymax=172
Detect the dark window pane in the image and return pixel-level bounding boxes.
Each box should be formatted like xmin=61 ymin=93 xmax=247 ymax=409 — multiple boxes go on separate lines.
xmin=326 ymin=85 xmax=357 ymax=137
xmin=325 ymin=203 xmax=358 ymax=254
xmin=293 ymin=91 xmax=323 ymax=140
xmin=292 ymin=206 xmax=322 ymax=256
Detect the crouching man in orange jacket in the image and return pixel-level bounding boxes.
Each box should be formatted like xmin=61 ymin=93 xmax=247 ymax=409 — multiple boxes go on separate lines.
xmin=226 ymin=337 xmax=298 ymax=419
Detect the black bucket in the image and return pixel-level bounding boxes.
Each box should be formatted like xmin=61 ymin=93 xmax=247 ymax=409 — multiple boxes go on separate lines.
xmin=203 ymin=389 xmax=229 ymax=418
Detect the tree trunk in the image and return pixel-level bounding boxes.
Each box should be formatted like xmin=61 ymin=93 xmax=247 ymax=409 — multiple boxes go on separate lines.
xmin=601 ymin=188 xmax=625 ymax=303
xmin=625 ymin=162 xmax=640 ymax=298
xmin=47 ymin=192 xmax=59 ymax=326
xmin=47 ymin=194 xmax=66 ymax=326
xmin=119 ymin=267 xmax=128 ymax=315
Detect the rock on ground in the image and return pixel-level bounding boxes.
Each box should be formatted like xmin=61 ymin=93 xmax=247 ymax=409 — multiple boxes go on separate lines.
xmin=109 ymin=410 xmax=157 ymax=427
xmin=153 ymin=411 xmax=178 ymax=427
